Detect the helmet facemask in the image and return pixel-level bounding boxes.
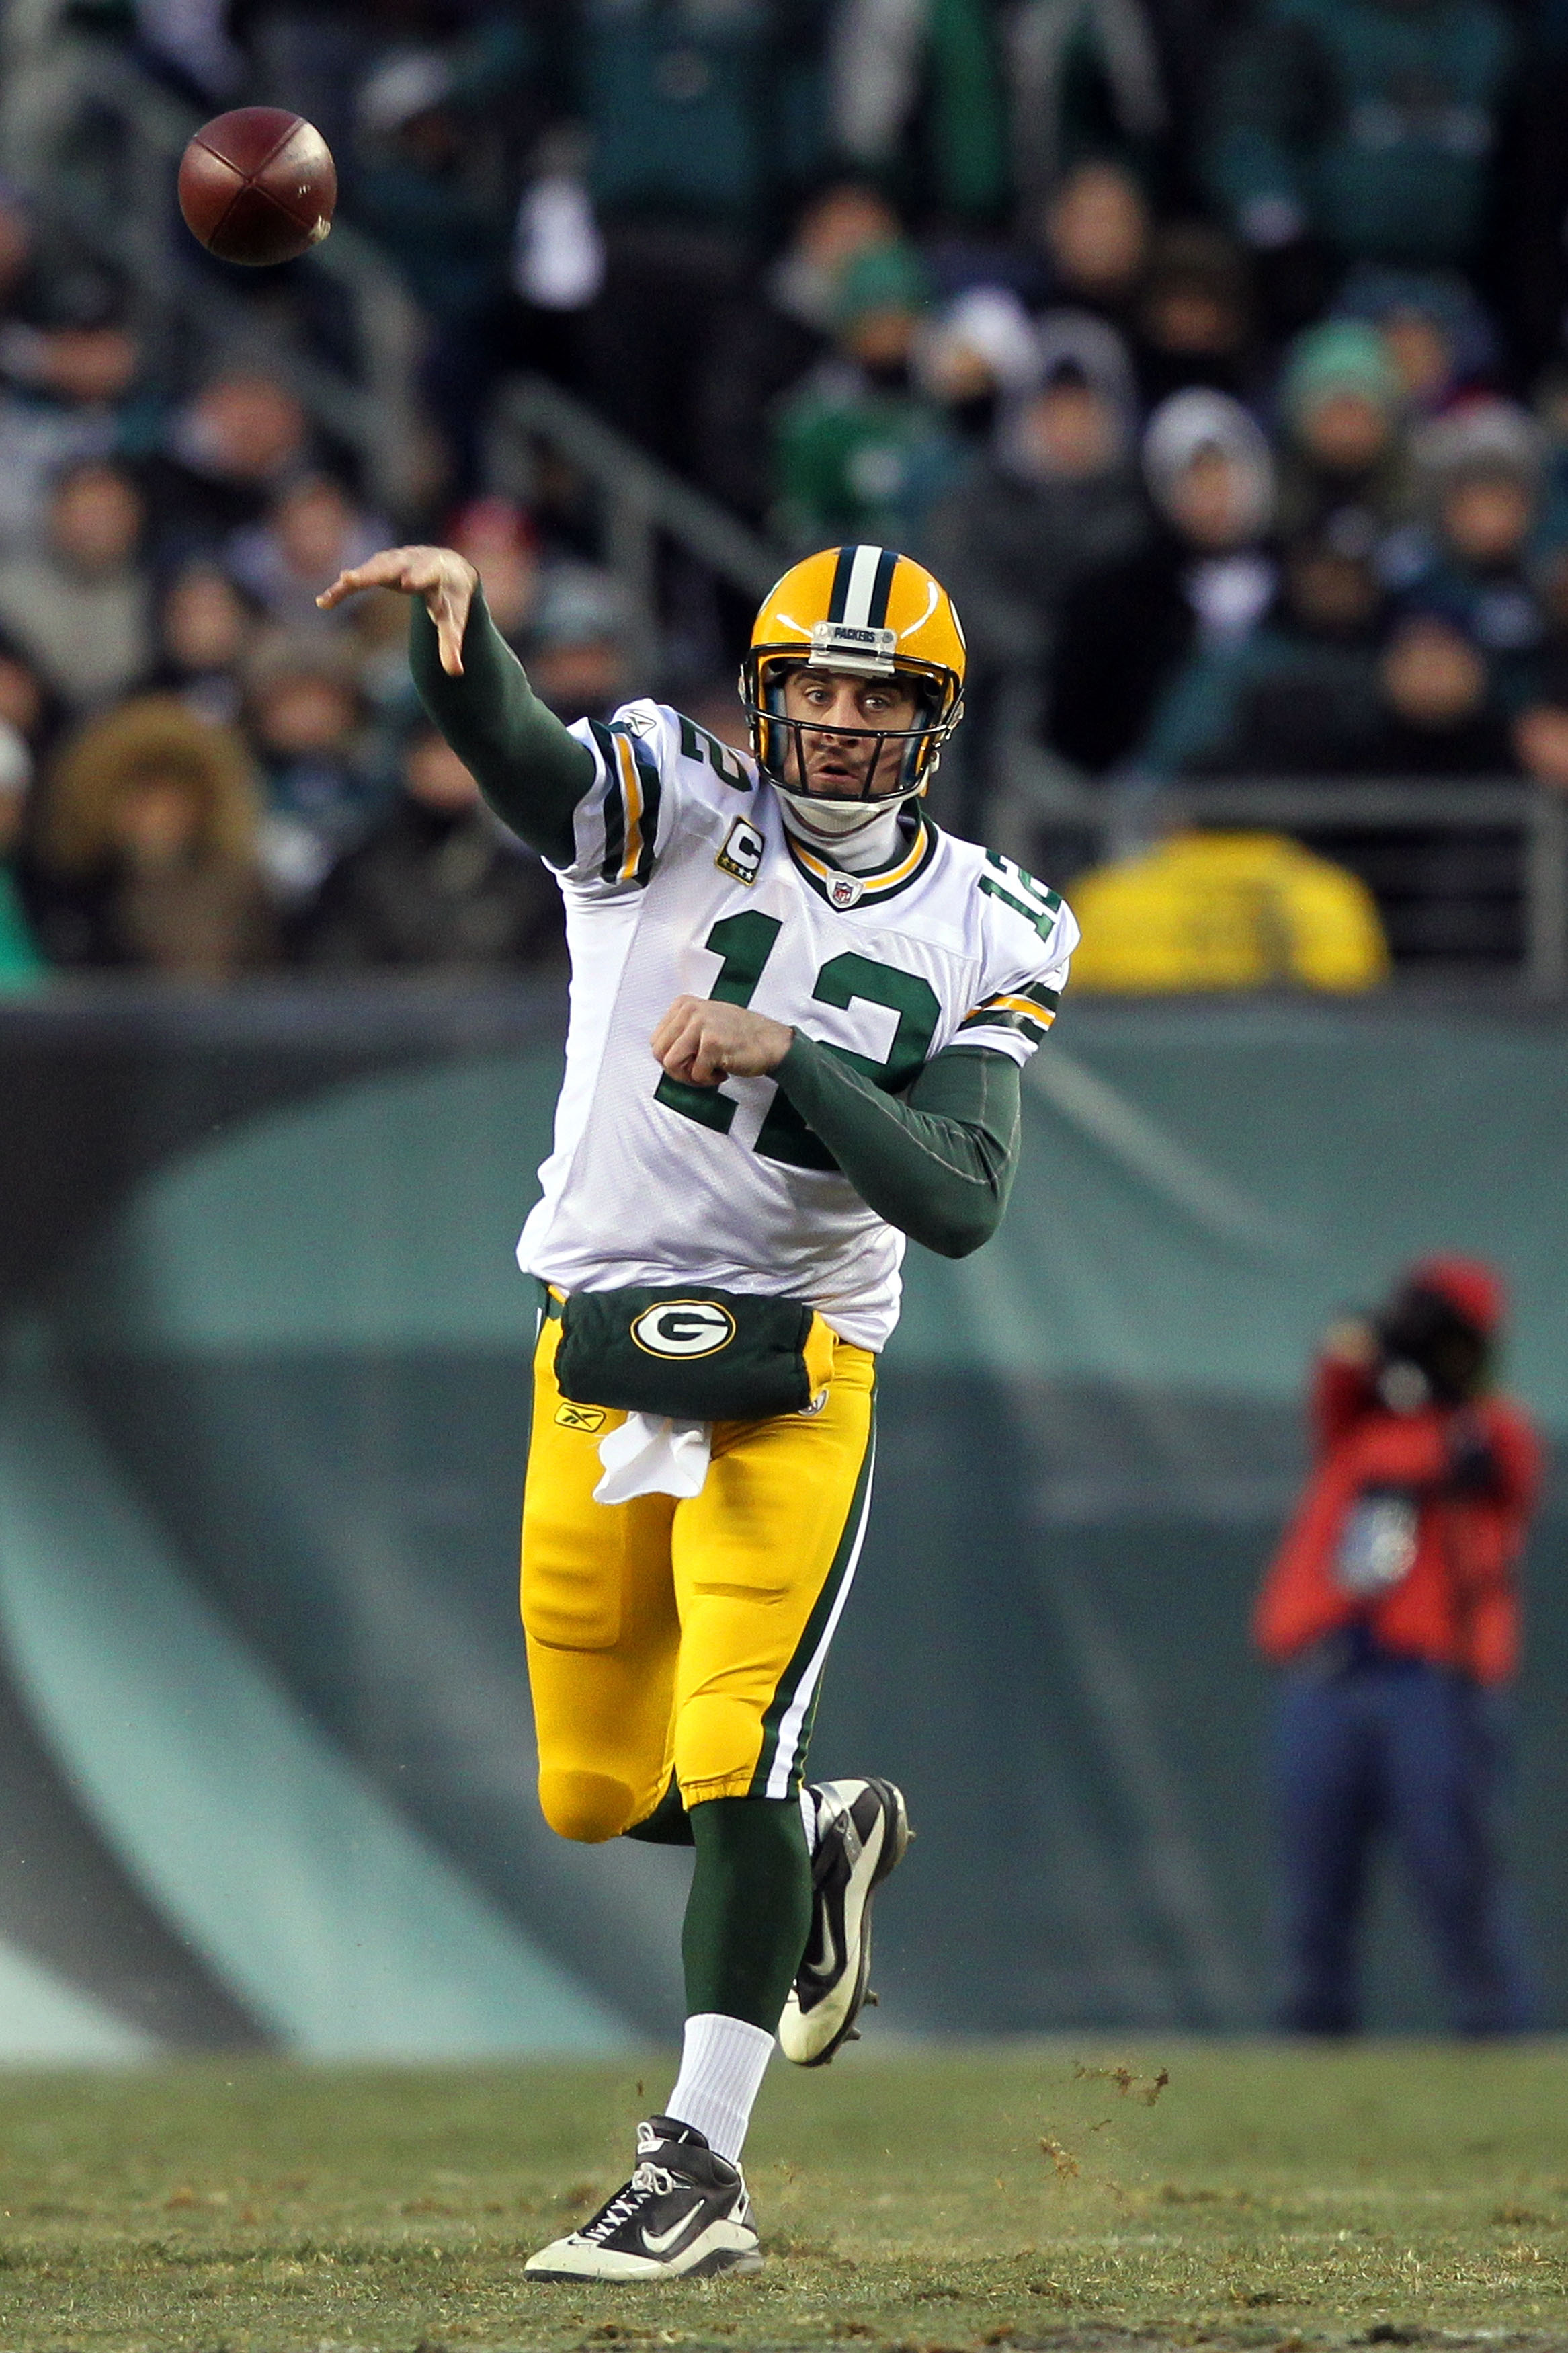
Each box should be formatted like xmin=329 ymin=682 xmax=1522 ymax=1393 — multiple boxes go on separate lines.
xmin=742 ymin=621 xmax=962 ymax=822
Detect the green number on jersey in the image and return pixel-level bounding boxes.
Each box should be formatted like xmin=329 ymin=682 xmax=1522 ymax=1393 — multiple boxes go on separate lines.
xmin=679 ymin=714 xmax=751 ymax=790
xmin=655 ymin=921 xmax=941 ymax=1171
xmin=978 ymin=851 xmax=1062 ymax=946
xmin=653 ymin=910 xmax=781 ymax=1135
xmin=753 ymin=952 xmax=941 ymax=1170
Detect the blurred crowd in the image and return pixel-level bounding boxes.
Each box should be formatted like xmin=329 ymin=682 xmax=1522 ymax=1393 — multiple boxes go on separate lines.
xmin=0 ymin=192 xmax=628 ymax=984
xmin=11 ymin=0 xmax=1568 ymax=982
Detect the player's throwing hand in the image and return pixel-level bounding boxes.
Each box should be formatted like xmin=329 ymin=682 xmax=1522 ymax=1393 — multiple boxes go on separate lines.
xmin=316 ymin=544 xmax=478 ymax=677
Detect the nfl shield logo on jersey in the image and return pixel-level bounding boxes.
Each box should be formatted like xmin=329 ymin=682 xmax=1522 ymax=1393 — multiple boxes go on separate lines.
xmin=827 ymin=873 xmax=863 ymax=910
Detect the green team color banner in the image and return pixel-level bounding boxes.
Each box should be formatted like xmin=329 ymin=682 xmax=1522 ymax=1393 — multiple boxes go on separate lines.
xmin=0 ymin=984 xmax=1564 ymax=2057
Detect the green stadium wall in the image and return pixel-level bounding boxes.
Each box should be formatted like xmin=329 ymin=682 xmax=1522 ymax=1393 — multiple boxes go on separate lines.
xmin=0 ymin=983 xmax=1564 ymax=2055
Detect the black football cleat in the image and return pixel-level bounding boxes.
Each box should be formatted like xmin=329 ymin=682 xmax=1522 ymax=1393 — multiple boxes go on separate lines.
xmin=780 ymin=1776 xmax=909 ymax=2066
xmin=524 ymin=2116 xmax=762 ymax=2280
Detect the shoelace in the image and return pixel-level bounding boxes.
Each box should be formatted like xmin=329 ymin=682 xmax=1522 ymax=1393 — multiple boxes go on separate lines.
xmin=580 ymin=2161 xmax=682 ymax=2242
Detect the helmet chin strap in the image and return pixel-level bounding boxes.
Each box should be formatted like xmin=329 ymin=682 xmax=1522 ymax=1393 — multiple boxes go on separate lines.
xmin=776 ymin=787 xmax=909 ymax=870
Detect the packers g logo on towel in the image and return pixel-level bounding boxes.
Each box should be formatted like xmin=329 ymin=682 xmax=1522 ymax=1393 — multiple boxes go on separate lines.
xmin=630 ymin=1300 xmax=737 ymax=1359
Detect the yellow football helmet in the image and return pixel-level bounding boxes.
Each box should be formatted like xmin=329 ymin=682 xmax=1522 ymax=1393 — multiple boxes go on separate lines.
xmin=742 ymin=545 xmax=966 ymax=804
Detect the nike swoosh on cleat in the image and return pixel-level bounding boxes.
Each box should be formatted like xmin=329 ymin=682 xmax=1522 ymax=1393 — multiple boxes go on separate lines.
xmin=640 ymin=2204 xmax=702 ymax=2256
xmin=804 ymin=1915 xmax=839 ymax=1981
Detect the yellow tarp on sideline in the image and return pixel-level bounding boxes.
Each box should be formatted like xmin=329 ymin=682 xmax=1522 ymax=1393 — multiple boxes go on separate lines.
xmin=1069 ymin=830 xmax=1391 ymax=993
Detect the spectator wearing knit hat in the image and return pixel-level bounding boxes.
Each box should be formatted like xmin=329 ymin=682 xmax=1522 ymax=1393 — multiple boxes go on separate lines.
xmin=1048 ymin=385 xmax=1277 ymax=776
xmin=698 ymin=182 xmax=902 ymax=522
xmin=1255 ymin=1259 xmax=1541 ymax=2036
xmin=1275 ymin=318 xmax=1410 ymax=545
xmin=242 ymin=631 xmax=378 ymax=904
xmin=925 ymin=308 xmax=1147 ymax=830
xmin=913 ymin=284 xmax=1045 ymax=450
xmin=770 ymin=241 xmax=963 ymax=551
xmin=928 ymin=308 xmax=1146 ymax=657
xmin=1129 ymin=222 xmax=1260 ymax=409
xmin=1383 ymin=402 xmax=1552 ymax=712
xmin=1331 ymin=266 xmax=1500 ymax=420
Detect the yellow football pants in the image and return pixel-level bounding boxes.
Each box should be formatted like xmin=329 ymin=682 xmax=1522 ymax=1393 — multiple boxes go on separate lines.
xmin=520 ymin=1310 xmax=877 ymax=1842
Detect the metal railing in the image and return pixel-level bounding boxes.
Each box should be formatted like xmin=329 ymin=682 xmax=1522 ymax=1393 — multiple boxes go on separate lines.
xmin=489 ymin=375 xmax=784 ymax=684
xmin=1006 ymin=762 xmax=1568 ymax=998
xmin=1178 ymin=779 xmax=1568 ymax=998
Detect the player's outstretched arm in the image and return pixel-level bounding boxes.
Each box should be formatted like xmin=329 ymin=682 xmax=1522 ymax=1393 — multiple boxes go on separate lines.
xmin=317 ymin=546 xmax=595 ymax=867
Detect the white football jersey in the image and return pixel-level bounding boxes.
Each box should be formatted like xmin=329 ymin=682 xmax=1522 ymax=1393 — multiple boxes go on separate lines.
xmin=516 ymin=700 xmax=1078 ymax=1349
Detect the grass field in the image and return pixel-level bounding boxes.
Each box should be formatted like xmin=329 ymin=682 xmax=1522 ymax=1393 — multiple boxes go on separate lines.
xmin=2 ymin=2043 xmax=1567 ymax=2352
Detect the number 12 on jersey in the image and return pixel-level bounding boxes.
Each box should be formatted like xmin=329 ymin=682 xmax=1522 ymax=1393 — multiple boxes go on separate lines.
xmin=655 ymin=912 xmax=940 ymax=1172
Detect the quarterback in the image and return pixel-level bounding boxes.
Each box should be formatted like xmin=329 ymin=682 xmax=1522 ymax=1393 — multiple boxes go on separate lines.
xmin=319 ymin=539 xmax=1077 ymax=2280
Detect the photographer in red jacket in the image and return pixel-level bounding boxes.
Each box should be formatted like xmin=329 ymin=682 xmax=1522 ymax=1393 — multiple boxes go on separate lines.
xmin=1255 ymin=1256 xmax=1542 ymax=2036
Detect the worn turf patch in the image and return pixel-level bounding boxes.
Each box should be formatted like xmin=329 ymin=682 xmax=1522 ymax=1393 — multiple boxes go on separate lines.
xmin=1 ymin=2044 xmax=1566 ymax=2351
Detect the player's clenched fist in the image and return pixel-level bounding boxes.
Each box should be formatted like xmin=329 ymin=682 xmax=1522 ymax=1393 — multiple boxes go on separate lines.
xmin=316 ymin=544 xmax=479 ymax=676
xmin=651 ymin=996 xmax=794 ymax=1086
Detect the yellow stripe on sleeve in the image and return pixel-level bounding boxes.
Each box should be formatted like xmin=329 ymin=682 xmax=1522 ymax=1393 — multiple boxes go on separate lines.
xmin=969 ymin=993 xmax=1056 ymax=1028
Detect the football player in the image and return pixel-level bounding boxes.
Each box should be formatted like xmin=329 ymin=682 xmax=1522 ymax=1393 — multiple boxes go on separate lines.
xmin=318 ymin=541 xmax=1077 ymax=2280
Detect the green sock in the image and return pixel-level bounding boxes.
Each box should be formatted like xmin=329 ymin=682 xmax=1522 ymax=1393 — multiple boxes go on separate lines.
xmin=621 ymin=1774 xmax=694 ymax=1847
xmin=682 ymin=1796 xmax=813 ymax=2032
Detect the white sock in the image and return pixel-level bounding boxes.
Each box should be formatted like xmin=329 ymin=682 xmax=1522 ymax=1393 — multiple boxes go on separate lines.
xmin=665 ymin=2013 xmax=775 ymax=2163
xmin=799 ymin=1785 xmax=819 ymax=1853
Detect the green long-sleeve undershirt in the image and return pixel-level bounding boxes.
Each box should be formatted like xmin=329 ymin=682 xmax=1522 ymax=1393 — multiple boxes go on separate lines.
xmin=411 ymin=587 xmax=594 ymax=867
xmin=773 ymin=1033 xmax=1020 ymax=1259
xmin=409 ymin=589 xmax=1024 ymax=1257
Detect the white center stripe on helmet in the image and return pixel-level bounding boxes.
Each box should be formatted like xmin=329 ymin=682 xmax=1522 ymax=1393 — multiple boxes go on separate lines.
xmin=841 ymin=543 xmax=886 ymax=629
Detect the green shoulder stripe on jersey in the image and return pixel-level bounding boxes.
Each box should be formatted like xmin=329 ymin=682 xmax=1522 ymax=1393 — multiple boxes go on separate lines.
xmin=587 ymin=721 xmax=622 ymax=884
xmin=956 ymin=978 xmax=1059 ymax=1046
xmin=1007 ymin=981 xmax=1059 ymax=1014
xmin=588 ymin=719 xmax=662 ymax=887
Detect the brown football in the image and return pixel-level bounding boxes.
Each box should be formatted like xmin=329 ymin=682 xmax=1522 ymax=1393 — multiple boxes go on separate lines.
xmin=178 ymin=107 xmax=336 ymax=267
